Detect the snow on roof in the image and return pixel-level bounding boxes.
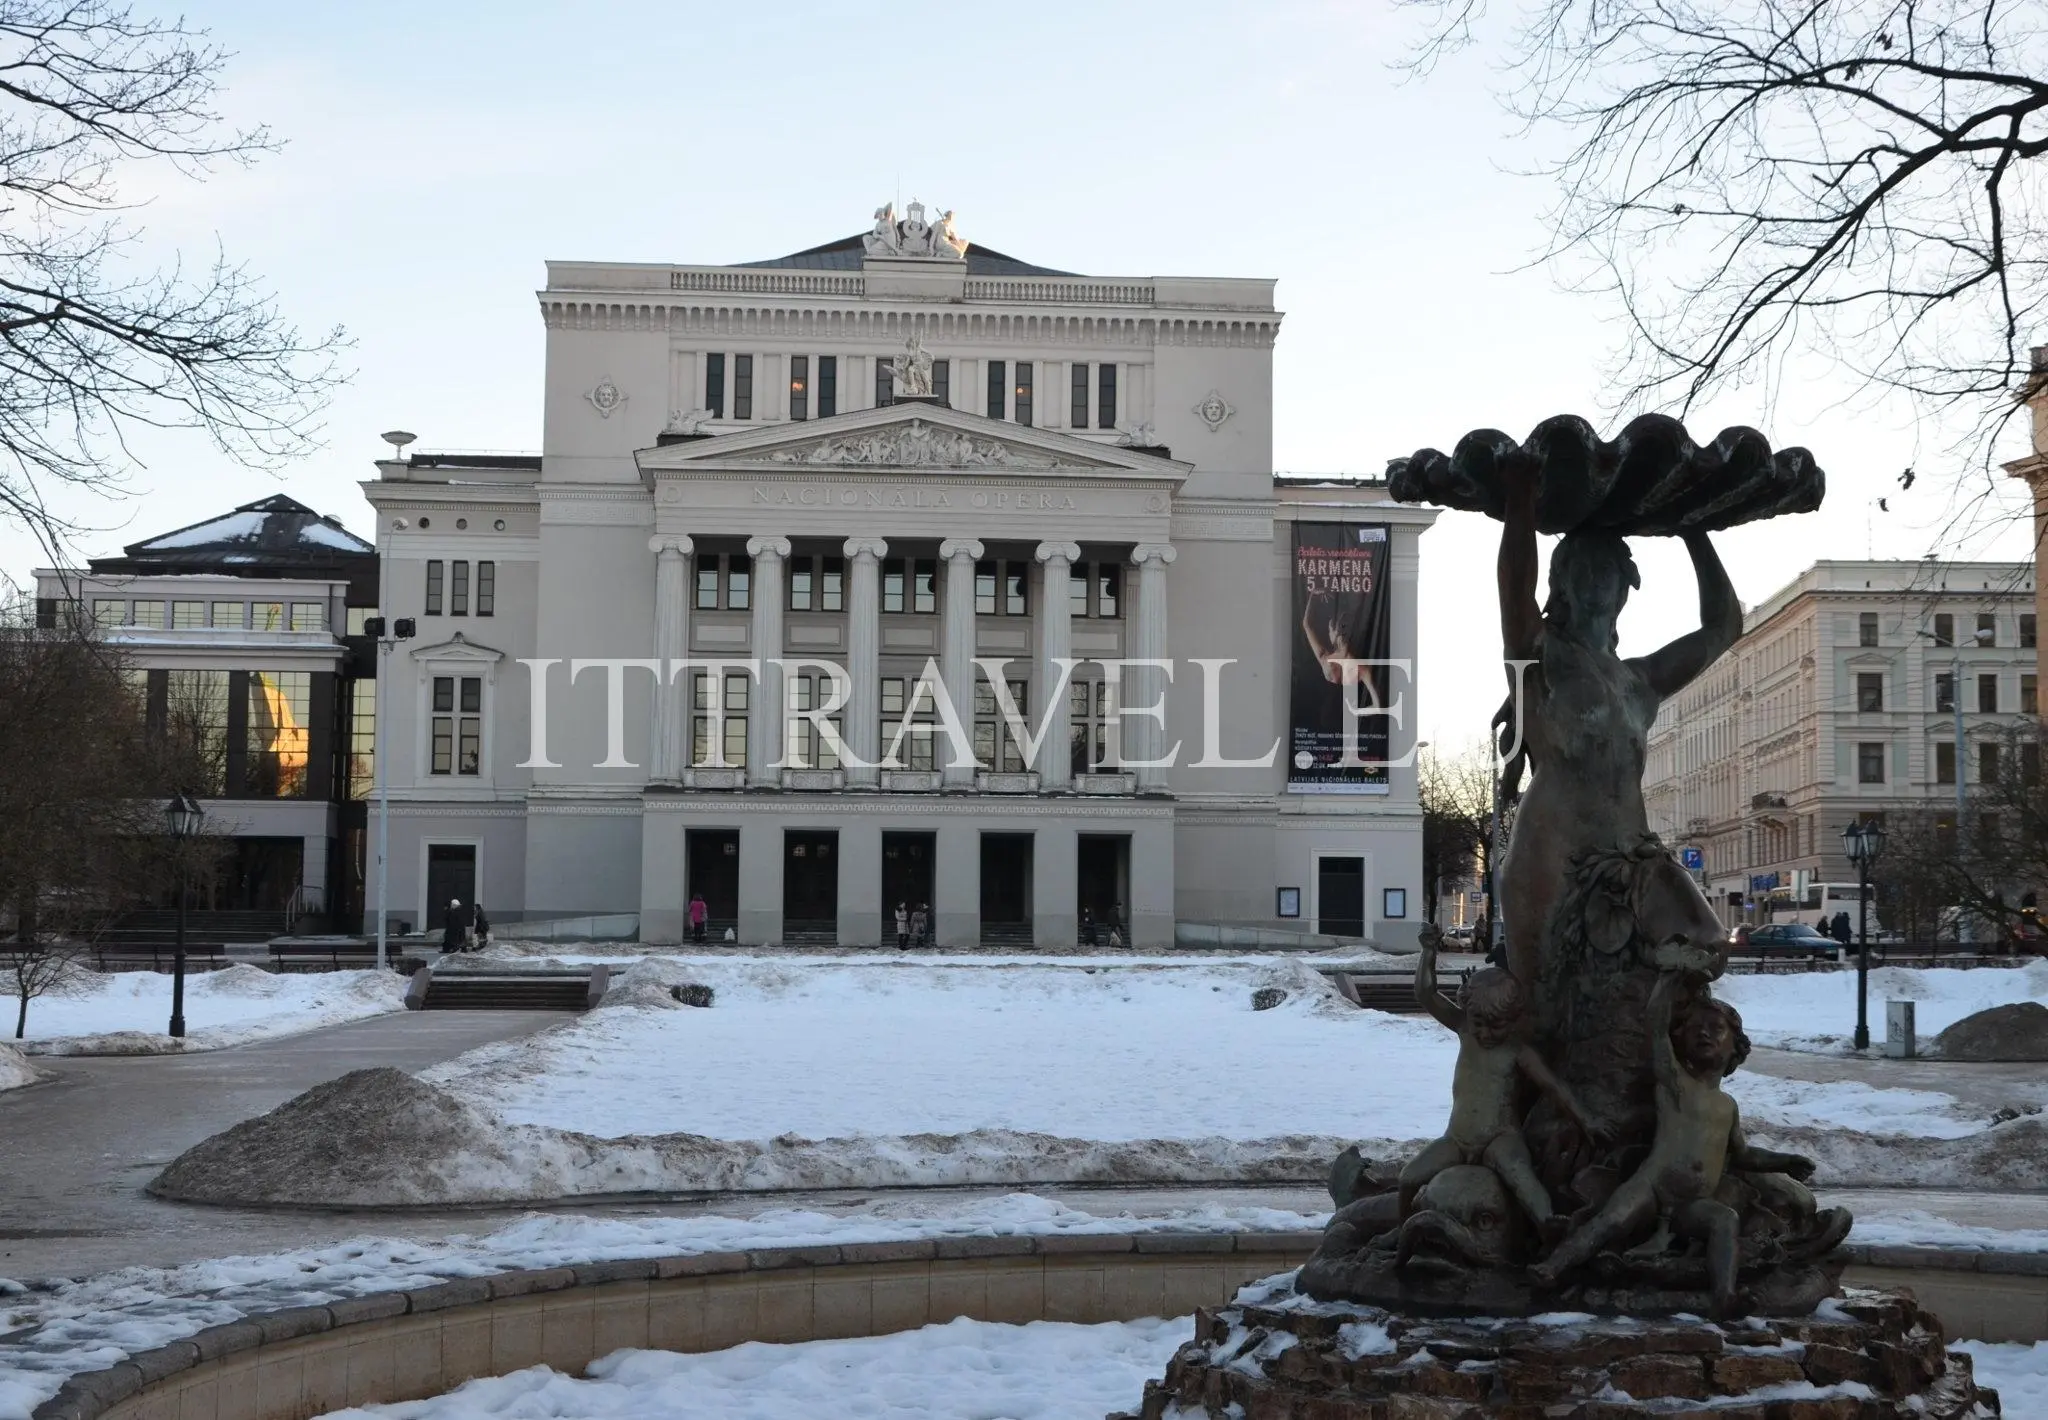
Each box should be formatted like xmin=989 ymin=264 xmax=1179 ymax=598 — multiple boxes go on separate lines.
xmin=115 ymin=494 xmax=374 ymax=565
xmin=138 ymin=510 xmax=268 ymax=549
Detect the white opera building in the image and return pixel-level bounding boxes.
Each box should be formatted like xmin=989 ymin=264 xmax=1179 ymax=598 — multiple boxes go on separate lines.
xmin=363 ymin=204 xmax=1434 ymax=948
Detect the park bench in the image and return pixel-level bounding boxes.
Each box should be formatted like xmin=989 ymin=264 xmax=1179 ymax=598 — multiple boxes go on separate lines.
xmin=269 ymin=940 xmax=387 ymax=971
xmin=91 ymin=942 xmax=228 ymax=972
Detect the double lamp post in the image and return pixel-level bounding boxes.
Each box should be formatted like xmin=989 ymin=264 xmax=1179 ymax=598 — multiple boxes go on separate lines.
xmin=1839 ymin=817 xmax=1886 ymax=1051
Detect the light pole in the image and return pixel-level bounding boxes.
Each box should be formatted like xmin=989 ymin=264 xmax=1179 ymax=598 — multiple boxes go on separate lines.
xmin=164 ymin=791 xmax=203 ymax=1038
xmin=1840 ymin=818 xmax=1886 ymax=1050
xmin=1923 ymin=623 xmax=1992 ymax=945
xmin=364 ymin=608 xmax=415 ymax=971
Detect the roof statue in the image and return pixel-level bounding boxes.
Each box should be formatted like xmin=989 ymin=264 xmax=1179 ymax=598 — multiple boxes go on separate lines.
xmin=862 ymin=200 xmax=968 ymax=260
xmin=893 ymin=334 xmax=935 ymax=397
xmin=664 ymin=408 xmax=715 ymax=436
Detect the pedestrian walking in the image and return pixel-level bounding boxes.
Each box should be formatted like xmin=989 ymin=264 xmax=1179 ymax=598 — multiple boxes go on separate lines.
xmin=894 ymin=901 xmax=909 ymax=950
xmin=1829 ymin=910 xmax=1854 ymax=949
xmin=688 ymin=892 xmax=709 ymax=945
xmin=440 ymin=899 xmax=466 ymax=955
xmin=1081 ymin=907 xmax=1098 ymax=948
xmin=470 ymin=901 xmax=491 ymax=952
xmin=910 ymin=902 xmax=929 ymax=950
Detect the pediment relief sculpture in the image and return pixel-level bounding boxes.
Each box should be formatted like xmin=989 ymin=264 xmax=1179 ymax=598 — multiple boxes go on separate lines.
xmin=763 ymin=420 xmax=1088 ymax=471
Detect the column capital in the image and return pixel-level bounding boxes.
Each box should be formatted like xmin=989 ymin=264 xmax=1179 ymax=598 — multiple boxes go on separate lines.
xmin=1034 ymin=540 xmax=1082 ymax=565
xmin=939 ymin=537 xmax=985 ymax=562
xmin=746 ymin=534 xmax=792 ymax=562
xmin=842 ymin=537 xmax=889 ymax=561
xmin=1130 ymin=542 xmax=1178 ymax=567
xmin=649 ymin=534 xmax=695 ymax=557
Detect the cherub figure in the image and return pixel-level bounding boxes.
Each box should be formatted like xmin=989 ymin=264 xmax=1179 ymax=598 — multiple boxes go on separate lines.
xmin=1531 ymin=973 xmax=1814 ymax=1316
xmin=1401 ymin=926 xmax=1601 ymax=1235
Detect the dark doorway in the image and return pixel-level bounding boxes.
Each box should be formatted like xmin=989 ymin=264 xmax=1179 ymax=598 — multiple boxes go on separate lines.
xmin=686 ymin=829 xmax=740 ymax=941
xmin=980 ymin=832 xmax=1033 ymax=930
xmin=882 ymin=831 xmax=935 ymax=942
xmin=198 ymin=836 xmax=305 ymax=913
xmin=1077 ymin=834 xmax=1129 ymax=944
xmin=784 ymin=829 xmax=839 ymax=941
xmin=425 ymin=843 xmax=477 ymax=930
xmin=1318 ymin=856 xmax=1366 ymax=938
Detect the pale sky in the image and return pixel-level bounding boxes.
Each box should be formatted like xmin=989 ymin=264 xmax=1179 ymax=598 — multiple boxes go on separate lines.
xmin=4 ymin=0 xmax=2035 ymax=751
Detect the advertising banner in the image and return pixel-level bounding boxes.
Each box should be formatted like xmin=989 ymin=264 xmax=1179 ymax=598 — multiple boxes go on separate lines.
xmin=1288 ymin=522 xmax=1393 ymax=794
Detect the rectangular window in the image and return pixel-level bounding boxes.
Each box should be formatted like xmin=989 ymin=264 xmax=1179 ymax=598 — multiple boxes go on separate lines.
xmin=1981 ymin=741 xmax=2002 ymax=783
xmin=1933 ymin=612 xmax=1953 ymax=647
xmin=913 ymin=558 xmax=937 ymax=614
xmin=2024 ymin=614 xmax=2037 ymax=649
xmin=1071 ymin=362 xmax=1089 ymax=427
xmin=347 ymin=677 xmax=375 ymax=800
xmin=986 ymin=359 xmax=1005 ymax=419
xmin=689 ymin=671 xmax=749 ymax=768
xmin=1097 ymin=564 xmax=1121 ymax=618
xmin=252 ymin=602 xmax=285 ymax=631
xmin=425 ymin=561 xmax=444 ymax=615
xmin=733 ymin=354 xmax=753 ymax=420
xmin=130 ymin=600 xmax=165 ymax=629
xmin=1857 ymin=741 xmax=1885 ymax=784
xmin=784 ymin=673 xmax=843 ymax=770
xmin=1936 ymin=740 xmax=1957 ymax=784
xmin=1980 ymin=673 xmax=1999 ymax=713
xmin=476 ymin=562 xmax=495 ymax=617
xmin=348 ymin=606 xmax=377 ymax=635
xmin=164 ymin=669 xmax=231 ymax=796
xmin=697 ymin=562 xmax=720 ymax=610
xmin=789 ymin=354 xmax=809 ymax=421
xmin=212 ymin=601 xmax=245 ymax=629
xmin=92 ymin=598 xmax=124 ymax=626
xmin=1098 ymin=362 xmax=1117 ymax=429
xmin=1935 ymin=672 xmax=1955 ymax=713
xmin=172 ymin=600 xmax=205 ymax=629
xmin=817 ymin=355 xmax=837 ymax=417
xmin=705 ymin=352 xmax=726 ymax=419
xmin=451 ymin=561 xmax=470 ymax=616
xmin=1856 ymin=672 xmax=1883 ymax=713
xmin=289 ymin=602 xmax=323 ymax=632
xmin=1858 ymin=612 xmax=1878 ymax=647
xmin=874 ymin=356 xmax=893 ymax=408
xmin=1070 ymin=564 xmax=1089 ymax=617
xmin=933 ymin=359 xmax=949 ymax=407
xmin=975 ymin=560 xmax=997 ymax=616
xmin=790 ymin=558 xmax=814 ymax=612
xmin=821 ymin=556 xmax=844 ymax=612
xmin=1014 ymin=361 xmax=1033 ymax=427
xmin=1005 ymin=562 xmax=1026 ymax=616
xmin=2025 ymin=742 xmax=2042 ymax=784
xmin=246 ymin=670 xmax=311 ymax=796
xmin=727 ymin=553 xmax=750 ymax=611
xmin=430 ymin=674 xmax=482 ymax=776
xmin=2025 ymin=673 xmax=2038 ymax=715
xmin=883 ymin=559 xmax=906 ymax=614
xmin=880 ymin=675 xmax=936 ymax=771
xmin=1978 ymin=612 xmax=1997 ymax=647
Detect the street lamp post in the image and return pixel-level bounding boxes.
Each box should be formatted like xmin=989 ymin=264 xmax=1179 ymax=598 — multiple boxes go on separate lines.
xmin=363 ymin=609 xmax=416 ymax=972
xmin=1840 ymin=818 xmax=1886 ymax=1050
xmin=164 ymin=791 xmax=203 ymax=1038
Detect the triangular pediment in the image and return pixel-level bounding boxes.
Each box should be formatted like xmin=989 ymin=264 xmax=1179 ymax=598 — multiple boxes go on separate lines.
xmin=635 ymin=402 xmax=1189 ymax=481
xmin=409 ymin=631 xmax=505 ymax=664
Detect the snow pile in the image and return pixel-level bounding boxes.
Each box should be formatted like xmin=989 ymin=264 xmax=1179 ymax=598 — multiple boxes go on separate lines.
xmin=1957 ymin=1341 xmax=2048 ymax=1415
xmin=17 ymin=965 xmax=405 ymax=1054
xmin=0 ymin=1194 xmax=1319 ymax=1420
xmin=1932 ymin=1001 xmax=2048 ymax=1060
xmin=0 ymin=1042 xmax=44 ymax=1092
xmin=1715 ymin=960 xmax=2048 ymax=1053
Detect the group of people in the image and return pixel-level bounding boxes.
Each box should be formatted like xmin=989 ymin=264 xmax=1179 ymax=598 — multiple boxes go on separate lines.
xmin=893 ymin=901 xmax=931 ymax=950
xmin=439 ymin=899 xmax=490 ymax=953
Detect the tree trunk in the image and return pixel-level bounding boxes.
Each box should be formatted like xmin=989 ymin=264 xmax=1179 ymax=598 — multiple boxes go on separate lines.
xmin=14 ymin=990 xmax=26 ymax=1040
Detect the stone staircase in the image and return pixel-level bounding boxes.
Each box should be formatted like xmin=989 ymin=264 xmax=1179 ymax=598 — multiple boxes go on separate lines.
xmin=417 ymin=966 xmax=596 ymax=1012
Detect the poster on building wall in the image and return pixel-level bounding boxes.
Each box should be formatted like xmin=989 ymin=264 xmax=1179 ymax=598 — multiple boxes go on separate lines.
xmin=1288 ymin=522 xmax=1393 ymax=794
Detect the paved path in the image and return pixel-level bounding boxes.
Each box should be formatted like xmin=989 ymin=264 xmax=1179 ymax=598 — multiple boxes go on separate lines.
xmin=0 ymin=1011 xmax=562 ymax=1279
xmin=1745 ymin=1045 xmax=2048 ymax=1114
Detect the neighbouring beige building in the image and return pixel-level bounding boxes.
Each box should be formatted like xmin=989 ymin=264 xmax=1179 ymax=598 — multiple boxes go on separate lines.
xmin=1643 ymin=559 xmax=2037 ymax=920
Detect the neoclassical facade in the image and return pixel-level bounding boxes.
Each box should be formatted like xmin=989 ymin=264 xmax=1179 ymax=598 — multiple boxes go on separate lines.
xmin=363 ymin=207 xmax=1434 ymax=946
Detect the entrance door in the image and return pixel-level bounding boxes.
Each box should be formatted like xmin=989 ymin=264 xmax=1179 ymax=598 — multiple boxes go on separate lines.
xmin=1318 ymin=856 xmax=1365 ymax=938
xmin=783 ymin=830 xmax=839 ymax=941
xmin=1077 ymin=834 xmax=1129 ymax=943
xmin=882 ymin=831 xmax=935 ymax=941
xmin=980 ymin=833 xmax=1033 ymax=933
xmin=425 ymin=844 xmax=477 ymax=931
xmin=218 ymin=837 xmax=304 ymax=912
xmin=686 ymin=829 xmax=740 ymax=941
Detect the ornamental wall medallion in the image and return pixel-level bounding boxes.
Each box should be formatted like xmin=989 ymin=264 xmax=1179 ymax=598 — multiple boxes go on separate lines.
xmin=1194 ymin=389 xmax=1235 ymax=432
xmin=586 ymin=376 xmax=628 ymax=419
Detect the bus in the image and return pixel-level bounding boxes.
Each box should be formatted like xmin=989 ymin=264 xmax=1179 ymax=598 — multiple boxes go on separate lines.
xmin=1780 ymin=882 xmax=1883 ymax=936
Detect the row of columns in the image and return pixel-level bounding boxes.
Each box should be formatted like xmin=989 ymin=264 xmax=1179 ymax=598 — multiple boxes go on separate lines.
xmin=648 ymin=534 xmax=1175 ymax=789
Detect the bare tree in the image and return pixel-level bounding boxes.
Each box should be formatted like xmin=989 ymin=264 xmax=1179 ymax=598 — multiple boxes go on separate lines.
xmin=1922 ymin=721 xmax=2048 ymax=941
xmin=1419 ymin=740 xmax=1496 ymax=923
xmin=1406 ymin=0 xmax=2048 ymax=473
xmin=7 ymin=937 xmax=84 ymax=1037
xmin=0 ymin=2 xmax=344 ymax=554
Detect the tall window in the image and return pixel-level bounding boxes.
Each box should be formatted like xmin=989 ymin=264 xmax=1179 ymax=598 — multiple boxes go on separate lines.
xmin=1855 ymin=672 xmax=1883 ymax=712
xmin=476 ymin=562 xmax=495 ymax=617
xmin=879 ymin=558 xmax=933 ymax=613
xmin=790 ymin=557 xmax=813 ymax=612
xmin=1935 ymin=672 xmax=1955 ymax=713
xmin=1098 ymin=362 xmax=1118 ymax=429
xmin=789 ymin=355 xmax=809 ymax=420
xmin=2025 ymin=742 xmax=2042 ymax=783
xmin=875 ymin=356 xmax=894 ymax=408
xmin=165 ymin=669 xmax=231 ymax=796
xmin=2024 ymin=613 xmax=2037 ymax=649
xmin=1858 ymin=612 xmax=1878 ymax=647
xmin=882 ymin=558 xmax=905 ymax=614
xmin=1071 ymin=363 xmax=1089 ymax=427
xmin=974 ymin=560 xmax=1029 ymax=615
xmin=733 ymin=354 xmax=754 ymax=420
xmin=347 ymin=678 xmax=375 ymax=800
xmin=2025 ymin=673 xmax=2038 ymax=715
xmin=973 ymin=678 xmax=1030 ymax=771
xmin=1978 ymin=612 xmax=1997 ymax=646
xmin=880 ymin=675 xmax=936 ymax=770
xmin=986 ymin=359 xmax=1005 ymax=419
xmin=1980 ymin=673 xmax=1999 ymax=713
xmin=817 ymin=355 xmax=837 ymax=417
xmin=1981 ymin=741 xmax=2002 ymax=783
xmin=1936 ymin=740 xmax=1957 ymax=784
xmin=450 ymin=561 xmax=470 ymax=616
xmin=1933 ymin=612 xmax=1954 ymax=646
xmin=786 ymin=555 xmax=843 ymax=612
xmin=914 ymin=558 xmax=936 ymax=613
xmin=1014 ymin=361 xmax=1033 ymax=426
xmin=248 ymin=670 xmax=312 ymax=796
xmin=705 ymin=353 xmax=726 ymax=419
xmin=785 ymin=673 xmax=843 ymax=769
xmin=690 ymin=671 xmax=749 ymax=767
xmin=932 ymin=358 xmax=950 ymax=406
xmin=425 ymin=561 xmax=444 ymax=616
xmin=1856 ymin=741 xmax=1885 ymax=784
xmin=430 ymin=675 xmax=482 ymax=776
xmin=1070 ymin=677 xmax=1111 ymax=773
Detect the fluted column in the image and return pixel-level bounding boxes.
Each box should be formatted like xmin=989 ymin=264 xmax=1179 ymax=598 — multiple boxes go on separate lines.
xmin=843 ymin=537 xmax=888 ymax=785
xmin=1129 ymin=543 xmax=1177 ymax=792
xmin=939 ymin=537 xmax=984 ymax=788
xmin=649 ymin=534 xmax=694 ymax=782
xmin=746 ymin=535 xmax=791 ymax=787
xmin=1035 ymin=540 xmax=1081 ymax=790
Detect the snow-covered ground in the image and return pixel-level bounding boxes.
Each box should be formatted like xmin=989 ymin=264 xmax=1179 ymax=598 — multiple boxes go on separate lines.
xmin=12 ymin=965 xmax=406 ymax=1054
xmin=1957 ymin=1340 xmax=2048 ymax=1414
xmin=319 ymin=1317 xmax=1188 ymax=1420
xmin=422 ymin=956 xmax=2014 ymax=1148
xmin=1715 ymin=960 xmax=2048 ymax=1054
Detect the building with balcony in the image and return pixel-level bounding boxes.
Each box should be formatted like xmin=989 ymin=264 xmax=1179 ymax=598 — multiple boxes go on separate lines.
xmin=1642 ymin=558 xmax=2036 ymax=921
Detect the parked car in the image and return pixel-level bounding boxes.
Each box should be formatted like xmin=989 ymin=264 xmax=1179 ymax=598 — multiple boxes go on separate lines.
xmin=1740 ymin=923 xmax=1841 ymax=962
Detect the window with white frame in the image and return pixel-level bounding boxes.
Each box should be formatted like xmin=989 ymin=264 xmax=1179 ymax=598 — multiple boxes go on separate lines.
xmin=880 ymin=675 xmax=937 ymax=770
xmin=691 ymin=670 xmax=750 ymax=767
xmin=784 ymin=672 xmax=843 ymax=769
xmin=430 ymin=676 xmax=483 ymax=776
xmin=1070 ymin=675 xmax=1112 ymax=773
xmin=973 ymin=677 xmax=1030 ymax=771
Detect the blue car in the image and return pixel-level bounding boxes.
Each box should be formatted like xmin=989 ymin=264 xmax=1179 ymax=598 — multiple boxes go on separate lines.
xmin=1742 ymin=923 xmax=1842 ymax=962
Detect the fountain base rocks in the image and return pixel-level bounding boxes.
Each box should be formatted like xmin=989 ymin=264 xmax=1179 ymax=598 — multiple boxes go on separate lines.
xmin=1114 ymin=1278 xmax=1998 ymax=1418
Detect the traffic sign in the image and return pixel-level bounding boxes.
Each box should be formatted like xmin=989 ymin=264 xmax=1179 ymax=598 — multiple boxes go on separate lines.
xmin=1680 ymin=846 xmax=1704 ymax=871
